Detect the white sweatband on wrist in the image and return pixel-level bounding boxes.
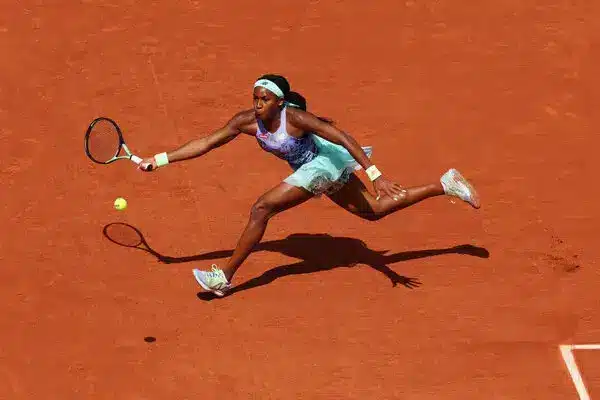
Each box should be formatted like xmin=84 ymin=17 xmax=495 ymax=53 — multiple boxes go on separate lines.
xmin=154 ymin=152 xmax=169 ymax=167
xmin=253 ymin=79 xmax=284 ymax=98
xmin=366 ymin=165 xmax=382 ymax=181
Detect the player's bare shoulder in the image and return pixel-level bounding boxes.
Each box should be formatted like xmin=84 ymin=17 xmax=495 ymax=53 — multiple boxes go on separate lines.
xmin=228 ymin=109 xmax=258 ymax=135
xmin=286 ymin=106 xmax=321 ymax=130
xmin=285 ymin=105 xmax=304 ymax=122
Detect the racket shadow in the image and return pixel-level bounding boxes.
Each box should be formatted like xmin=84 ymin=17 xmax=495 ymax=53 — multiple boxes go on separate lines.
xmin=102 ymin=223 xmax=490 ymax=300
xmin=102 ymin=222 xmax=229 ymax=263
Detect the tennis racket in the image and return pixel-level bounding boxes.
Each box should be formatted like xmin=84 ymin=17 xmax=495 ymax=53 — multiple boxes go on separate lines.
xmin=84 ymin=117 xmax=152 ymax=170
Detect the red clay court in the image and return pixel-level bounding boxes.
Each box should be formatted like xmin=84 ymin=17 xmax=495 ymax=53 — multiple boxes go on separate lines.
xmin=1 ymin=1 xmax=598 ymax=398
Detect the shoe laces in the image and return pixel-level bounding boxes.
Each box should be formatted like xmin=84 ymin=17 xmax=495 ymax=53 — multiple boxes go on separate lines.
xmin=206 ymin=264 xmax=223 ymax=279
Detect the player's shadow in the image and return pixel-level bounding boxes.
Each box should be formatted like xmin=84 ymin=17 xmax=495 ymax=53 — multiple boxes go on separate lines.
xmin=102 ymin=223 xmax=490 ymax=300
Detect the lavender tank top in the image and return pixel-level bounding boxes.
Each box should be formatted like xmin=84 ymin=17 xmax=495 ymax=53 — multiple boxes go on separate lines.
xmin=256 ymin=106 xmax=318 ymax=169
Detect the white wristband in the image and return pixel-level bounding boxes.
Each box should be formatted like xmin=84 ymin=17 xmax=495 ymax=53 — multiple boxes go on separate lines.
xmin=365 ymin=165 xmax=382 ymax=181
xmin=154 ymin=152 xmax=169 ymax=167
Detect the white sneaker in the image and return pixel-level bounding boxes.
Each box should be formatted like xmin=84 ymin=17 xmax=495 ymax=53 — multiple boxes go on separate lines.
xmin=440 ymin=168 xmax=481 ymax=209
xmin=192 ymin=265 xmax=231 ymax=297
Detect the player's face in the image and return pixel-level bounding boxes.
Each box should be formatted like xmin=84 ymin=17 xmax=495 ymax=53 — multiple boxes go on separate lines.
xmin=253 ymin=87 xmax=283 ymax=120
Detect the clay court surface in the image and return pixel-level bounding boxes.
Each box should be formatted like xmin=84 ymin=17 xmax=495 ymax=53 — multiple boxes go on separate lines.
xmin=1 ymin=0 xmax=599 ymax=398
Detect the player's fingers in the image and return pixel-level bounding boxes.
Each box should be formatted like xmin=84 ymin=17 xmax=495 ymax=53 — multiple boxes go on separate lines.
xmin=384 ymin=187 xmax=398 ymax=201
xmin=393 ymin=186 xmax=408 ymax=200
xmin=139 ymin=162 xmax=153 ymax=171
xmin=387 ymin=186 xmax=405 ymax=202
xmin=373 ymin=182 xmax=381 ymax=201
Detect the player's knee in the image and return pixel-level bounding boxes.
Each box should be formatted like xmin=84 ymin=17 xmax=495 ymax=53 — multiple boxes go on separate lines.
xmin=250 ymin=198 xmax=275 ymax=221
xmin=357 ymin=203 xmax=384 ymax=221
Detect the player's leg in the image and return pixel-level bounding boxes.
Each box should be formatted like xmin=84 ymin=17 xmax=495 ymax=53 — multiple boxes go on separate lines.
xmin=193 ymin=182 xmax=314 ymax=296
xmin=327 ymin=168 xmax=479 ymax=221
xmin=222 ymin=183 xmax=314 ymax=279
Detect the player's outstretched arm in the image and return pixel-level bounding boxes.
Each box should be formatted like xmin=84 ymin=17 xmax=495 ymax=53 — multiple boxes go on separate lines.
xmin=139 ymin=111 xmax=252 ymax=171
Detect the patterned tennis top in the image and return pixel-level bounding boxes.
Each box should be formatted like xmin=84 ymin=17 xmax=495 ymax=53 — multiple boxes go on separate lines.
xmin=255 ymin=106 xmax=318 ymax=169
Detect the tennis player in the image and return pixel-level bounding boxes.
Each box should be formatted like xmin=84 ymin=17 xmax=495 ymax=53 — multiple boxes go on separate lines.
xmin=140 ymin=74 xmax=480 ymax=297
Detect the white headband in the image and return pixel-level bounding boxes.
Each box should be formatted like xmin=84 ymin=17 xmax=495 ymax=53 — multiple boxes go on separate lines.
xmin=253 ymin=79 xmax=284 ymax=98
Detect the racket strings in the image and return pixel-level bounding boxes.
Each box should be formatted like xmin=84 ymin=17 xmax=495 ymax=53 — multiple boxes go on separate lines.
xmin=86 ymin=119 xmax=122 ymax=163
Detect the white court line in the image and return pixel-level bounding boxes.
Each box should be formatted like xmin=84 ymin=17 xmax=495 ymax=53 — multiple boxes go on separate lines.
xmin=147 ymin=56 xmax=175 ymax=131
xmin=559 ymin=344 xmax=600 ymax=400
xmin=572 ymin=344 xmax=600 ymax=350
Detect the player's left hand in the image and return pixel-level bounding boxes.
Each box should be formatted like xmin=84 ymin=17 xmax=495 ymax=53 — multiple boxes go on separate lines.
xmin=373 ymin=177 xmax=407 ymax=201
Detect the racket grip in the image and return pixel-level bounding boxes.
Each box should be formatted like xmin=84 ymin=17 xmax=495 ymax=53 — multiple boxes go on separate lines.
xmin=131 ymin=155 xmax=153 ymax=171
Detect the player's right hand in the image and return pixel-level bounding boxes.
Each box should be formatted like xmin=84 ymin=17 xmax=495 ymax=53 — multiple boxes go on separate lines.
xmin=139 ymin=157 xmax=157 ymax=172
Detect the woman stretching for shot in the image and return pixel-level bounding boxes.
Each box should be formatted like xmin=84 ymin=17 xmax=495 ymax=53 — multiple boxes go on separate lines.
xmin=140 ymin=74 xmax=480 ymax=297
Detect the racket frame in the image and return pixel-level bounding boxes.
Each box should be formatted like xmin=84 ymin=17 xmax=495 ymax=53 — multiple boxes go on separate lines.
xmin=84 ymin=117 xmax=144 ymax=166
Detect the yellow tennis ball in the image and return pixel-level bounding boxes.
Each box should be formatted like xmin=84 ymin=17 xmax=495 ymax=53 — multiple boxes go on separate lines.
xmin=114 ymin=197 xmax=127 ymax=211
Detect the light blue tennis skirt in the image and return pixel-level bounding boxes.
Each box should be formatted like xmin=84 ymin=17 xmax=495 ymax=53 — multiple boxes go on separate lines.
xmin=284 ymin=134 xmax=372 ymax=196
